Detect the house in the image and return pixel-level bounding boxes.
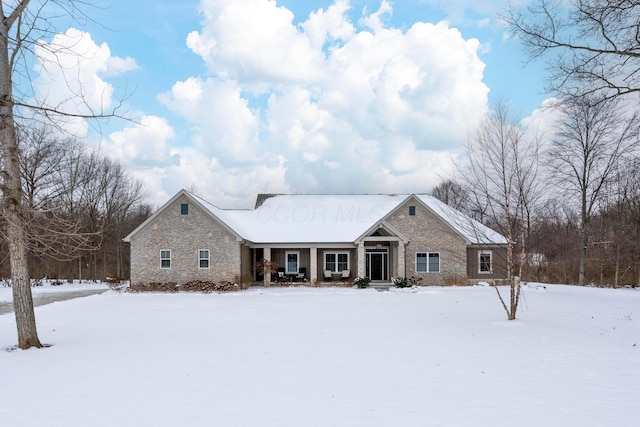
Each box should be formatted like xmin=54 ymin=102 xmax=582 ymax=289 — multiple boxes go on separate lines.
xmin=123 ymin=190 xmax=508 ymax=286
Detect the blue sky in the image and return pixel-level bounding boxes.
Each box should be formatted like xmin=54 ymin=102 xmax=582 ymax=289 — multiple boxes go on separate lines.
xmin=31 ymin=0 xmax=551 ymax=207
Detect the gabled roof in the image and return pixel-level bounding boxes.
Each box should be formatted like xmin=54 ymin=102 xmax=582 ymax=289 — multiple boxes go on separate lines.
xmin=123 ymin=190 xmax=243 ymax=243
xmin=414 ymin=195 xmax=508 ymax=245
xmin=124 ymin=190 xmax=507 ymax=245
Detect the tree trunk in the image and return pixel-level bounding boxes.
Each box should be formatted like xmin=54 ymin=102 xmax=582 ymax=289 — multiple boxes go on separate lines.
xmin=579 ymin=209 xmax=588 ymax=286
xmin=0 ymin=10 xmax=42 ymax=349
xmin=614 ymin=244 xmax=620 ymax=288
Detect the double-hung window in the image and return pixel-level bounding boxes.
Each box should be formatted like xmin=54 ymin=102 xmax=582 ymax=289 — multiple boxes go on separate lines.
xmin=181 ymin=203 xmax=189 ymax=215
xmin=416 ymin=252 xmax=440 ymax=272
xmin=285 ymin=251 xmax=299 ymax=274
xmin=324 ymin=252 xmax=349 ymax=273
xmin=160 ymin=250 xmax=171 ymax=269
xmin=478 ymin=251 xmax=492 ymax=274
xmin=199 ymin=249 xmax=210 ymax=269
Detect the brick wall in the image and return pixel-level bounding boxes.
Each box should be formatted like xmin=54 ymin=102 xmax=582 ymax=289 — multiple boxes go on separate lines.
xmin=129 ymin=195 xmax=241 ymax=285
xmin=387 ymin=198 xmax=468 ymax=285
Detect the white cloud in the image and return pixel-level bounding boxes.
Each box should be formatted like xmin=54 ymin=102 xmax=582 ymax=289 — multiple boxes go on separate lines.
xmin=99 ymin=0 xmax=492 ymax=206
xmin=159 ymin=77 xmax=262 ymax=164
xmin=302 ymin=0 xmax=355 ymax=50
xmin=152 ymin=0 xmax=489 ymax=204
xmin=102 ymin=115 xmax=176 ymax=168
xmin=32 ymin=28 xmax=138 ymax=136
xmin=186 ymin=0 xmax=326 ymax=87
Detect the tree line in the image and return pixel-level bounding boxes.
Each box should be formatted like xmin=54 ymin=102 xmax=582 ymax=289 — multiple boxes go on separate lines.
xmin=432 ymin=0 xmax=640 ymax=291
xmin=0 ymin=125 xmax=150 ymax=282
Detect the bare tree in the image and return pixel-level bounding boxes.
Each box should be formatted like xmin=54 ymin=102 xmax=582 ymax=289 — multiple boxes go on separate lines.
xmin=462 ymin=100 xmax=542 ymax=320
xmin=1 ymin=1 xmax=43 ymax=349
xmin=17 ymin=126 xmax=65 ymax=210
xmin=1 ymin=1 xmax=129 ymax=349
xmin=431 ymin=179 xmax=469 ymax=212
xmin=596 ymin=156 xmax=640 ymax=287
xmin=548 ymin=95 xmax=639 ymax=286
xmin=505 ymin=0 xmax=640 ymax=102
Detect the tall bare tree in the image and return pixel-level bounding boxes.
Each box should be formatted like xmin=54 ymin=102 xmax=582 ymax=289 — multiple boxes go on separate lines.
xmin=505 ymin=0 xmax=640 ymax=102
xmin=548 ymin=95 xmax=640 ymax=286
xmin=462 ymin=100 xmax=542 ymax=320
xmin=1 ymin=1 xmax=43 ymax=349
xmin=1 ymin=1 xmax=128 ymax=349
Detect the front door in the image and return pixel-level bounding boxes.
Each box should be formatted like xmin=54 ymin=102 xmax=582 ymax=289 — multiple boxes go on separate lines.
xmin=366 ymin=249 xmax=388 ymax=281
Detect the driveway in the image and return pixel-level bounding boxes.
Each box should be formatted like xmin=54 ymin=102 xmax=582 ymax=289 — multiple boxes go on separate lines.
xmin=0 ymin=289 xmax=109 ymax=315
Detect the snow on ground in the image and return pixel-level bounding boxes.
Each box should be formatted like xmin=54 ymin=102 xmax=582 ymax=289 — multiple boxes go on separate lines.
xmin=1 ymin=284 xmax=638 ymax=426
xmin=0 ymin=280 xmax=110 ymax=303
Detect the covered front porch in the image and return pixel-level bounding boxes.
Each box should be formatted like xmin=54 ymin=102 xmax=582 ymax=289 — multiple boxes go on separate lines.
xmin=246 ymin=238 xmax=407 ymax=287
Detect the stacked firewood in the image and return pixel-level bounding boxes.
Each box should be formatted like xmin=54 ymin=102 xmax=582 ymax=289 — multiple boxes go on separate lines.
xmin=127 ymin=280 xmax=238 ymax=293
xmin=180 ymin=280 xmax=237 ymax=293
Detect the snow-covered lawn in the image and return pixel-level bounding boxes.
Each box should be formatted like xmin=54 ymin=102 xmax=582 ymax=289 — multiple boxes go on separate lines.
xmin=1 ymin=284 xmax=638 ymax=426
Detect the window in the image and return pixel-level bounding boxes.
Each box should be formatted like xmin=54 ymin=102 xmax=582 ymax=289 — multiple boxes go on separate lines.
xmin=416 ymin=252 xmax=440 ymax=272
xmin=181 ymin=203 xmax=189 ymax=215
xmin=409 ymin=205 xmax=416 ymax=216
xmin=160 ymin=250 xmax=171 ymax=269
xmin=285 ymin=251 xmax=299 ymax=274
xmin=324 ymin=252 xmax=349 ymax=273
xmin=479 ymin=251 xmax=492 ymax=274
xmin=199 ymin=249 xmax=210 ymax=269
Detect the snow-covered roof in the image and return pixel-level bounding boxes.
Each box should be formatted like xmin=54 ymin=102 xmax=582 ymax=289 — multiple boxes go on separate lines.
xmin=194 ymin=192 xmax=507 ymax=245
xmin=124 ymin=190 xmax=507 ymax=245
xmin=205 ymin=194 xmax=405 ymax=243
xmin=415 ymin=195 xmax=508 ymax=245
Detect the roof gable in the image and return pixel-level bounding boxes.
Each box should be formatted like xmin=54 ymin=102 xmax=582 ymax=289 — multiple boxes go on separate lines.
xmin=413 ymin=194 xmax=508 ymax=245
xmin=123 ymin=190 xmax=242 ymax=242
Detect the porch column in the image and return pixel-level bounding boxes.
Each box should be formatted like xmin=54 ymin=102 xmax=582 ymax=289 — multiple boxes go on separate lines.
xmin=263 ymin=247 xmax=271 ymax=287
xmin=357 ymin=242 xmax=365 ymax=278
xmin=397 ymin=242 xmax=406 ymax=278
xmin=309 ymin=247 xmax=318 ymax=284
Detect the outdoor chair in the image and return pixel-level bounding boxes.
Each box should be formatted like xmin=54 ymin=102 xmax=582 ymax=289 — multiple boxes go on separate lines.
xmin=324 ymin=270 xmax=332 ymax=281
xmin=276 ymin=268 xmax=287 ymax=283
xmin=296 ymin=268 xmax=306 ymax=282
xmin=341 ymin=270 xmax=350 ymax=280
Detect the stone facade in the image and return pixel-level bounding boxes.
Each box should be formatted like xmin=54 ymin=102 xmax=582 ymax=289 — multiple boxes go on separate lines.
xmin=387 ymin=197 xmax=468 ymax=285
xmin=129 ymin=194 xmax=241 ymax=285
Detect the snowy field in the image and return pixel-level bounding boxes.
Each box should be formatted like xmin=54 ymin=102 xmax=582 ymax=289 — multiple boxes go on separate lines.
xmin=1 ymin=283 xmax=638 ymax=426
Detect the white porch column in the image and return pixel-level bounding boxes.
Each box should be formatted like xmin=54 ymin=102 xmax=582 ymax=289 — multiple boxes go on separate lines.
xmin=263 ymin=247 xmax=271 ymax=287
xmin=357 ymin=242 xmax=365 ymax=278
xmin=310 ymin=247 xmax=318 ymax=284
xmin=397 ymin=242 xmax=406 ymax=278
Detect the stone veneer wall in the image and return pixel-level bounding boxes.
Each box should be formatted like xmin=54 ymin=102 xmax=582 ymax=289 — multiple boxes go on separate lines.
xmin=129 ymin=195 xmax=241 ymax=285
xmin=387 ymin=199 xmax=468 ymax=285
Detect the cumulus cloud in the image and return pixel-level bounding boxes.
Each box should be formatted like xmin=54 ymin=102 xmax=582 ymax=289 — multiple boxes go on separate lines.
xmin=32 ymin=28 xmax=138 ymax=136
xmin=150 ymin=0 xmax=490 ymax=204
xmin=102 ymin=115 xmax=176 ymax=168
xmin=186 ymin=0 xmax=326 ymax=86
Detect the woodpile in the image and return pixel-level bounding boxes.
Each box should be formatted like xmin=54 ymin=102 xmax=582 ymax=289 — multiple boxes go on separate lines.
xmin=127 ymin=280 xmax=238 ymax=293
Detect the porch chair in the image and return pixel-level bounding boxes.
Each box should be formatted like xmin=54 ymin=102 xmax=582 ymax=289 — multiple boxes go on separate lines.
xmin=323 ymin=270 xmax=332 ymax=281
xmin=341 ymin=270 xmax=350 ymax=280
xmin=296 ymin=268 xmax=307 ymax=282
xmin=276 ymin=267 xmax=287 ymax=283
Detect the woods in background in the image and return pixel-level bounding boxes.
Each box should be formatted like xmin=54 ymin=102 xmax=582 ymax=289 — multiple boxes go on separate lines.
xmin=0 ymin=126 xmax=151 ymax=282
